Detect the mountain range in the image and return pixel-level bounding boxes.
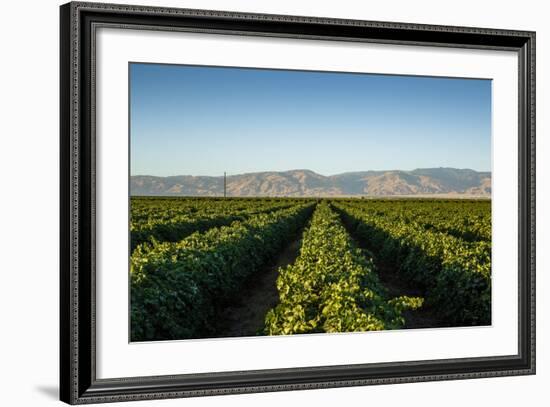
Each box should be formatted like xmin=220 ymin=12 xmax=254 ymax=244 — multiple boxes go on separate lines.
xmin=130 ymin=168 xmax=491 ymax=198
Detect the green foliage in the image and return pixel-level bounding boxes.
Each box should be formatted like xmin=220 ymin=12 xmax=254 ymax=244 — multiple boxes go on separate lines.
xmin=130 ymin=196 xmax=491 ymax=342
xmin=264 ymin=203 xmax=423 ymax=335
xmin=332 ymin=199 xmax=491 ymax=325
xmin=131 ymin=203 xmax=315 ymax=341
xmin=130 ymin=197 xmax=296 ymax=250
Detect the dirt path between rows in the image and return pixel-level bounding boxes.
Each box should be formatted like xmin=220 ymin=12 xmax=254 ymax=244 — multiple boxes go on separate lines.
xmin=372 ymin=258 xmax=446 ymax=329
xmin=335 ymin=216 xmax=447 ymax=329
xmin=217 ymin=238 xmax=302 ymax=338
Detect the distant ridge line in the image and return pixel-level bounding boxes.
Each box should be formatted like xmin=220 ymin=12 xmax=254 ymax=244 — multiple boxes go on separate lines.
xmin=131 ymin=168 xmax=491 ymax=197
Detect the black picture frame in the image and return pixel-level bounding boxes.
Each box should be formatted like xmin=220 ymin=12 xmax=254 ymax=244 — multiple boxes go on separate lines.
xmin=60 ymin=1 xmax=536 ymax=404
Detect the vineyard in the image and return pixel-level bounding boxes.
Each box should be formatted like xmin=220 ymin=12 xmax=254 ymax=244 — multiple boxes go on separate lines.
xmin=130 ymin=197 xmax=491 ymax=342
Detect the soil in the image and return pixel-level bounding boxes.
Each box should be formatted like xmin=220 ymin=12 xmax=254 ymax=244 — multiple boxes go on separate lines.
xmin=217 ymin=238 xmax=302 ymax=338
xmin=373 ymin=258 xmax=446 ymax=329
xmin=338 ymin=221 xmax=447 ymax=329
xmin=216 ymin=211 xmax=448 ymax=336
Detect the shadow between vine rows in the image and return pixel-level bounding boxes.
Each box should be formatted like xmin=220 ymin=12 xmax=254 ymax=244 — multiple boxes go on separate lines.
xmin=333 ymin=207 xmax=449 ymax=330
xmin=215 ymin=217 xmax=311 ymax=338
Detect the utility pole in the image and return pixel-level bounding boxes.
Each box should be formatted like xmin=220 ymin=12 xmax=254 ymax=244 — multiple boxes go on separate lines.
xmin=224 ymin=171 xmax=226 ymax=198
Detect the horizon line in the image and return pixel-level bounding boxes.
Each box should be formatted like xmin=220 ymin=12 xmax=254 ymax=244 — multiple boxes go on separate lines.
xmin=130 ymin=167 xmax=492 ymax=178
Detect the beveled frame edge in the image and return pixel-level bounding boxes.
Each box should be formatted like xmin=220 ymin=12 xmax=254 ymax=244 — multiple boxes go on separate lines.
xmin=60 ymin=1 xmax=536 ymax=404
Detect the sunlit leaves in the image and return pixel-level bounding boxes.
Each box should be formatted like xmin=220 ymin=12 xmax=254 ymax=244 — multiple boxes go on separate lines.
xmin=130 ymin=202 xmax=315 ymax=341
xmin=333 ymin=199 xmax=491 ymax=325
xmin=264 ymin=203 xmax=423 ymax=335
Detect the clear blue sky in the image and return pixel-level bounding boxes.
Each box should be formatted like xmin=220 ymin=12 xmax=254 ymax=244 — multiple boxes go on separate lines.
xmin=130 ymin=63 xmax=491 ymax=176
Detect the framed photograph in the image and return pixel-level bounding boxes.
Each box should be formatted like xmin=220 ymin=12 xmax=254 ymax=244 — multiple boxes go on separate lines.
xmin=60 ymin=1 xmax=536 ymax=404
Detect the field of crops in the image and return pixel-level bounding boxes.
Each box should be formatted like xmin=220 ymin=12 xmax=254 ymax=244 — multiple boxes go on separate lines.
xmin=130 ymin=197 xmax=491 ymax=342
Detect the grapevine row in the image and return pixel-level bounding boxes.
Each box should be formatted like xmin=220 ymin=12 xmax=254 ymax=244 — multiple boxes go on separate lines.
xmin=339 ymin=199 xmax=491 ymax=242
xmin=131 ymin=197 xmax=298 ymax=223
xmin=131 ymin=202 xmax=297 ymax=251
xmin=130 ymin=203 xmax=315 ymax=341
xmin=264 ymin=202 xmax=423 ymax=335
xmin=332 ymin=201 xmax=491 ymax=325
